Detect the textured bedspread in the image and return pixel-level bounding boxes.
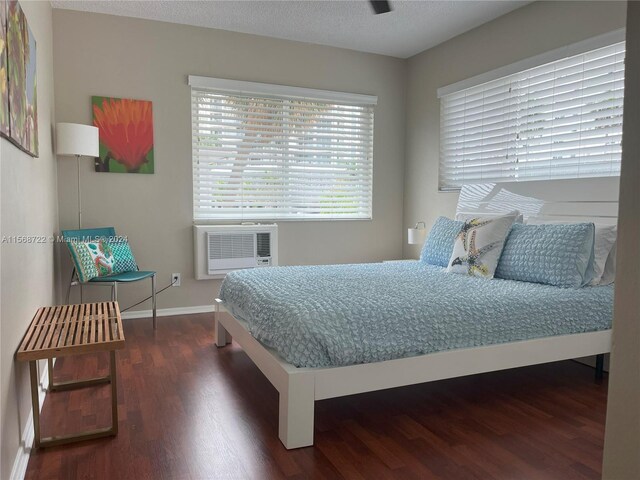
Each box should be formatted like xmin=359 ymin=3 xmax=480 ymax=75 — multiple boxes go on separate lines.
xmin=219 ymin=262 xmax=613 ymax=368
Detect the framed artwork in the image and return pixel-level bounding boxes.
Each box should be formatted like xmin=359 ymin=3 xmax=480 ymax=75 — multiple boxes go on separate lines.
xmin=0 ymin=0 xmax=38 ymax=156
xmin=0 ymin=0 xmax=8 ymax=138
xmin=92 ymin=96 xmax=154 ymax=174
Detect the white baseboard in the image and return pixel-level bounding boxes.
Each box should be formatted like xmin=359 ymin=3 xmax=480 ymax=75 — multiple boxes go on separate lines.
xmin=121 ymin=304 xmax=215 ymax=320
xmin=10 ymin=360 xmax=52 ymax=480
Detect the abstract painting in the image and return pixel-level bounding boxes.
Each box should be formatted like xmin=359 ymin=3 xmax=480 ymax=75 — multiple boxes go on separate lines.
xmin=5 ymin=0 xmax=37 ymax=156
xmin=92 ymin=96 xmax=154 ymax=174
xmin=0 ymin=0 xmax=8 ymax=138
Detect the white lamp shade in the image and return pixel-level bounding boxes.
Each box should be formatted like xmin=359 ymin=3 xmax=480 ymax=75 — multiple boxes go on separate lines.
xmin=408 ymin=227 xmax=427 ymax=245
xmin=56 ymin=123 xmax=99 ymax=157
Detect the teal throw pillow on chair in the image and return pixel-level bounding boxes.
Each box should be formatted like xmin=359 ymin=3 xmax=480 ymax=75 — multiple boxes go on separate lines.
xmin=67 ymin=239 xmax=115 ymax=283
xmin=108 ymin=240 xmax=139 ymax=274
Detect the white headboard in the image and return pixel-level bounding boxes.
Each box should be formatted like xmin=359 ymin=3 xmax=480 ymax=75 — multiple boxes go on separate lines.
xmin=456 ymin=178 xmax=619 ymax=225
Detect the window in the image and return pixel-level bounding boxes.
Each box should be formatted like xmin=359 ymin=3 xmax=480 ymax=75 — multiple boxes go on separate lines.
xmin=190 ymin=77 xmax=376 ymax=220
xmin=438 ymin=33 xmax=626 ymax=190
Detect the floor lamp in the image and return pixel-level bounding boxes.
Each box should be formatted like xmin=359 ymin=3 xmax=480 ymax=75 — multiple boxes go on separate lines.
xmin=56 ymin=123 xmax=99 ymax=229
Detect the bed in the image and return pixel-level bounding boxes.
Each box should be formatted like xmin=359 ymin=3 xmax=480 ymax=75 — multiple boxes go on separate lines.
xmin=213 ymin=178 xmax=618 ymax=449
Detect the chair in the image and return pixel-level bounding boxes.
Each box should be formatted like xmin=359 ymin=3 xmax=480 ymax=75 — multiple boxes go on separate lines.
xmin=62 ymin=227 xmax=157 ymax=329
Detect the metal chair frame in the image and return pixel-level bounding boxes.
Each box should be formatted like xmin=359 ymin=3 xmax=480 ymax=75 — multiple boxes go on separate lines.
xmin=62 ymin=227 xmax=157 ymax=329
xmin=65 ymin=267 xmax=157 ymax=329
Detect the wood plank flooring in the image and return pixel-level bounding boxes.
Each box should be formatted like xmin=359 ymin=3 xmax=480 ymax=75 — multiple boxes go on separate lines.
xmin=25 ymin=314 xmax=608 ymax=480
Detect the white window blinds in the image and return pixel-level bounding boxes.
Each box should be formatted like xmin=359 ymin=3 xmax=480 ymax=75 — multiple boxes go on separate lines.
xmin=439 ymin=40 xmax=625 ymax=190
xmin=190 ymin=77 xmax=376 ymax=220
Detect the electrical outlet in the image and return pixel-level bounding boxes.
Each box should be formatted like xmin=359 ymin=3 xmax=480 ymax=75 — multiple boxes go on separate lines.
xmin=171 ymin=273 xmax=181 ymax=287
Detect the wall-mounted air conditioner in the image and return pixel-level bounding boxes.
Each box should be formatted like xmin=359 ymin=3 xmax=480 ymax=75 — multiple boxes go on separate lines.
xmin=193 ymin=224 xmax=278 ymax=280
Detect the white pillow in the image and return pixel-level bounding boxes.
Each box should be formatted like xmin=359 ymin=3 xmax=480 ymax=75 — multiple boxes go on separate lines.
xmin=527 ymin=219 xmax=617 ymax=285
xmin=447 ymin=212 xmax=518 ymax=279
xmin=600 ymin=241 xmax=616 ymax=285
xmin=456 ymin=211 xmax=524 ymax=223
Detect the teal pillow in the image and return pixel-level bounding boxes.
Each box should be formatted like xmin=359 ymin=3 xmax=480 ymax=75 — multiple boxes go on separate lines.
xmin=67 ymin=240 xmax=115 ymax=283
xmin=108 ymin=240 xmax=138 ymax=274
xmin=495 ymin=223 xmax=595 ymax=288
xmin=420 ymin=217 xmax=464 ymax=267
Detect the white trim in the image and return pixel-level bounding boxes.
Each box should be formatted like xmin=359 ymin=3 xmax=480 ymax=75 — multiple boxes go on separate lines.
xmin=455 ymin=178 xmax=620 ymax=223
xmin=121 ymin=304 xmax=215 ymax=320
xmin=10 ymin=420 xmax=33 ymax=480
xmin=215 ymin=301 xmax=611 ymax=449
xmin=10 ymin=360 xmax=52 ymax=480
xmin=437 ymin=28 xmax=626 ymax=98
xmin=188 ymin=75 xmax=378 ymax=106
xmin=312 ymin=331 xmax=610 ymax=400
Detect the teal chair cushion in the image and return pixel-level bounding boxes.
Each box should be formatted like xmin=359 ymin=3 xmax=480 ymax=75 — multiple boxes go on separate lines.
xmin=89 ymin=271 xmax=155 ymax=283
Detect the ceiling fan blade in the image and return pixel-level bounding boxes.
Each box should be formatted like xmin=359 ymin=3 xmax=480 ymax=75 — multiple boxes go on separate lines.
xmin=370 ymin=0 xmax=392 ymax=15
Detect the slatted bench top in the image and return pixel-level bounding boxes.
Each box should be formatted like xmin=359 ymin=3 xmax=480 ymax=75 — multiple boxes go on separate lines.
xmin=17 ymin=302 xmax=125 ymax=362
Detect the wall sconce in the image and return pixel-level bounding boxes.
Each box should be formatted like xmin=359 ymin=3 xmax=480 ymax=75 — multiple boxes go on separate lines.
xmin=408 ymin=222 xmax=427 ymax=245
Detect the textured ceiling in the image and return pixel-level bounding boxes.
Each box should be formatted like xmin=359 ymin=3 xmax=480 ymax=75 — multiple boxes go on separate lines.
xmin=51 ymin=0 xmax=531 ymax=58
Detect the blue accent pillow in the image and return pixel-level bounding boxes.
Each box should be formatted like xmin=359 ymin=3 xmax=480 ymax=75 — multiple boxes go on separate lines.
xmin=495 ymin=223 xmax=596 ymax=288
xmin=420 ymin=217 xmax=464 ymax=267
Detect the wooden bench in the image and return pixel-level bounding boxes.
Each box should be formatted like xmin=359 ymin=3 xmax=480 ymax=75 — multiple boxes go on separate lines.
xmin=16 ymin=302 xmax=125 ymax=448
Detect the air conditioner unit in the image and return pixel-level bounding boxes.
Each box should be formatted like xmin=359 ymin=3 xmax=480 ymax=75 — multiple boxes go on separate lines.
xmin=193 ymin=224 xmax=278 ymax=280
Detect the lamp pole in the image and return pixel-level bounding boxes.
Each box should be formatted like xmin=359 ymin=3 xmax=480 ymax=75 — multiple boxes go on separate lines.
xmin=77 ymin=154 xmax=82 ymax=229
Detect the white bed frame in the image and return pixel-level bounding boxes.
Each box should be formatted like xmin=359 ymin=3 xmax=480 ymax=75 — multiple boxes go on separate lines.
xmin=213 ymin=178 xmax=619 ymax=450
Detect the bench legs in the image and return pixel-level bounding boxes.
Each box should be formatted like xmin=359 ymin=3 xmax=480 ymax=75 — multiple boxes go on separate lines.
xmin=278 ymin=374 xmax=315 ymax=449
xmin=151 ymin=274 xmax=157 ymax=330
xmin=30 ymin=351 xmax=119 ymax=448
xmin=47 ymin=358 xmax=111 ymax=391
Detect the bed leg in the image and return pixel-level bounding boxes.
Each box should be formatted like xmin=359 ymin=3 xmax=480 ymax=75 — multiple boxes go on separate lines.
xmin=214 ymin=312 xmax=232 ymax=347
xmin=595 ymin=354 xmax=605 ymax=382
xmin=278 ymin=373 xmax=315 ymax=449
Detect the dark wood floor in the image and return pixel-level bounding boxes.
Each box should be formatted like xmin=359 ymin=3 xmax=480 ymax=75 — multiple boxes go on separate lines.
xmin=25 ymin=314 xmax=608 ymax=480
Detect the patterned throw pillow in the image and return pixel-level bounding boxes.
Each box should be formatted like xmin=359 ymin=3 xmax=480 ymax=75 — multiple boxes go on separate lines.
xmin=67 ymin=239 xmax=115 ymax=283
xmin=108 ymin=240 xmax=138 ymax=274
xmin=447 ymin=212 xmax=518 ymax=279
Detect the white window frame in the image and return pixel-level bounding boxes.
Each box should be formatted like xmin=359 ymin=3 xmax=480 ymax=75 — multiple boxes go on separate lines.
xmin=189 ymin=76 xmax=377 ymax=222
xmin=438 ymin=29 xmax=626 ymax=191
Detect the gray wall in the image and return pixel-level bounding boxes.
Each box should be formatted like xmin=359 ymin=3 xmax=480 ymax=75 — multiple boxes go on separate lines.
xmin=52 ymin=10 xmax=407 ymax=313
xmin=403 ymin=0 xmax=627 ymax=259
xmin=0 ymin=2 xmax=57 ymax=479
xmin=0 ymin=1 xmax=633 ymax=475
xmin=0 ymin=1 xmax=634 ymax=475
xmin=603 ymin=2 xmax=640 ymax=477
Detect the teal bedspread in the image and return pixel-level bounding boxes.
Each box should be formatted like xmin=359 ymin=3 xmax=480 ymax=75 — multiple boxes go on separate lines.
xmin=219 ymin=262 xmax=613 ymax=368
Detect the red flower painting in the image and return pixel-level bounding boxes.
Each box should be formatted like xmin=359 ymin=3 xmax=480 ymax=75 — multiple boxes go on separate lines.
xmin=92 ymin=96 xmax=154 ymax=173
